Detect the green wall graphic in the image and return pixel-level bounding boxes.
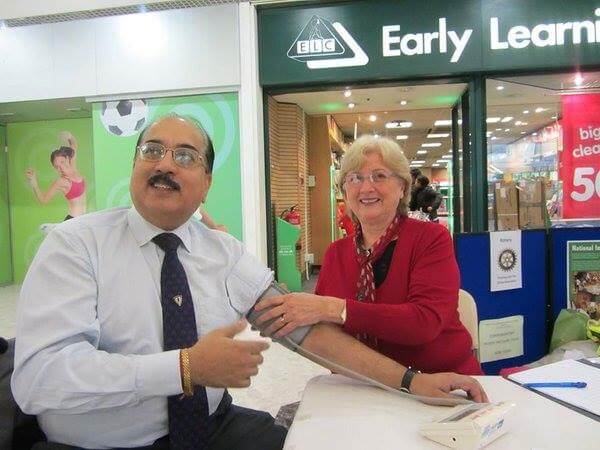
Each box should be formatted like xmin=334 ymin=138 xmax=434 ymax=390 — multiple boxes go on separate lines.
xmin=7 ymin=119 xmax=94 ymax=283
xmin=0 ymin=125 xmax=12 ymax=285
xmin=92 ymin=93 xmax=242 ymax=240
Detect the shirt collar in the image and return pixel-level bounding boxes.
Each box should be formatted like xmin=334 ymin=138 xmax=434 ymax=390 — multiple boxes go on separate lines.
xmin=127 ymin=206 xmax=192 ymax=252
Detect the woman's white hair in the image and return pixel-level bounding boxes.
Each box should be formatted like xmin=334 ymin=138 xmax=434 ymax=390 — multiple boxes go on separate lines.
xmin=338 ymin=135 xmax=412 ymax=216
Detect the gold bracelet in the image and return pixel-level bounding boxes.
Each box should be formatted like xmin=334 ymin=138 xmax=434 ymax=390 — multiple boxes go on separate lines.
xmin=180 ymin=348 xmax=194 ymax=397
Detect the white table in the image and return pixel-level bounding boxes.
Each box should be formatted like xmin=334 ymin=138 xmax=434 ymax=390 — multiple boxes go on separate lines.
xmin=284 ymin=374 xmax=600 ymax=450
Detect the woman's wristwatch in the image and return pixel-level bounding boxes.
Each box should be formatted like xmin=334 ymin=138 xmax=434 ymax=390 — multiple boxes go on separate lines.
xmin=400 ymin=368 xmax=419 ymax=393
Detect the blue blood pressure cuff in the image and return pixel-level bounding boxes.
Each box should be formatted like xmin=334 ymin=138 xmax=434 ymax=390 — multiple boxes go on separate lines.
xmin=246 ymin=282 xmax=312 ymax=350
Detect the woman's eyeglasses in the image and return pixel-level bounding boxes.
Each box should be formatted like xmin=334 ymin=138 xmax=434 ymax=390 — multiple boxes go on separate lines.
xmin=137 ymin=142 xmax=206 ymax=169
xmin=344 ymin=170 xmax=400 ymax=186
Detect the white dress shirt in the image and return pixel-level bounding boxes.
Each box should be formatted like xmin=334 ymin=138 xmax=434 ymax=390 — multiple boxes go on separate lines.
xmin=11 ymin=206 xmax=272 ymax=449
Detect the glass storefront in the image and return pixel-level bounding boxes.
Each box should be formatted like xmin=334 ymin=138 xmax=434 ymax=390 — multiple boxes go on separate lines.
xmin=486 ymin=71 xmax=600 ymax=230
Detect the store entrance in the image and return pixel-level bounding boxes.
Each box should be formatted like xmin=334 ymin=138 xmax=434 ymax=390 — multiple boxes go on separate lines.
xmin=266 ymin=81 xmax=469 ymax=287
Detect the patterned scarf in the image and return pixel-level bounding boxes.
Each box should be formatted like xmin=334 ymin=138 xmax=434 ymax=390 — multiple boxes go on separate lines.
xmin=354 ymin=214 xmax=403 ymax=348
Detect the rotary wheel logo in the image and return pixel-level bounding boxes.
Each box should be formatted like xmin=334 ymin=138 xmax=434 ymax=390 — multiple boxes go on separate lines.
xmin=498 ymin=249 xmax=517 ymax=272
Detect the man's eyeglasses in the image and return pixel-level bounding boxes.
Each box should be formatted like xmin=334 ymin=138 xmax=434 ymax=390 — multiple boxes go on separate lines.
xmin=137 ymin=142 xmax=206 ymax=169
xmin=344 ymin=169 xmax=400 ymax=186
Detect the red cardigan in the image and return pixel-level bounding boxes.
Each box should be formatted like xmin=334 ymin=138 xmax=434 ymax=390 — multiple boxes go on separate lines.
xmin=315 ymin=217 xmax=482 ymax=375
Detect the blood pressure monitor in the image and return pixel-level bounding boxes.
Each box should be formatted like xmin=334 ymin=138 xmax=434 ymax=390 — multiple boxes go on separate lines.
xmin=419 ymin=402 xmax=515 ymax=449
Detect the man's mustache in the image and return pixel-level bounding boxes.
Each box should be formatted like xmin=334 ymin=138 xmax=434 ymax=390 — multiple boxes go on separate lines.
xmin=148 ymin=173 xmax=181 ymax=190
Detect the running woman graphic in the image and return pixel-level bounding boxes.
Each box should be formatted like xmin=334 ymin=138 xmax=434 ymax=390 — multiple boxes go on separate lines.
xmin=25 ymin=131 xmax=87 ymax=223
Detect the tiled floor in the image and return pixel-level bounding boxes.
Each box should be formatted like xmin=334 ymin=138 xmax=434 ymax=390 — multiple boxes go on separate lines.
xmin=0 ymin=276 xmax=327 ymax=417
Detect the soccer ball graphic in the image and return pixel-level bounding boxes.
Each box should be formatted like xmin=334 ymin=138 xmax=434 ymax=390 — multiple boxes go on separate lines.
xmin=100 ymin=99 xmax=149 ymax=137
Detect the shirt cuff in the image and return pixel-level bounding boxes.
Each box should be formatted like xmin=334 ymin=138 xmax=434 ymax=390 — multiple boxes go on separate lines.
xmin=136 ymin=350 xmax=183 ymax=398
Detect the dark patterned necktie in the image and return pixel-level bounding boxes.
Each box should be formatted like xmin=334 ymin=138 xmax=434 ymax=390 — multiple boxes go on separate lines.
xmin=153 ymin=233 xmax=209 ymax=450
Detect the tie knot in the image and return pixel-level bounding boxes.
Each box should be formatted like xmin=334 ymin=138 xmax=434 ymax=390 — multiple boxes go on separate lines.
xmin=152 ymin=233 xmax=182 ymax=252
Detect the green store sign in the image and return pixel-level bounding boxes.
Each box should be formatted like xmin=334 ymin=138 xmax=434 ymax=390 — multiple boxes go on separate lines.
xmin=259 ymin=0 xmax=600 ymax=86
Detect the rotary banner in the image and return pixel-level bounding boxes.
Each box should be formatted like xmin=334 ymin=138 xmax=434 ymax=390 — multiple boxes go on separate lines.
xmin=560 ymin=94 xmax=600 ymax=219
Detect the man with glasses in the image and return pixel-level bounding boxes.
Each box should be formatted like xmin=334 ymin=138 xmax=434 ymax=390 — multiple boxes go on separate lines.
xmin=12 ymin=115 xmax=487 ymax=449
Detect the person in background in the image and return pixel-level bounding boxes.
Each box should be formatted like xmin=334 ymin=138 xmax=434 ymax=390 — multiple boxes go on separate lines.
xmin=412 ymin=175 xmax=443 ymax=222
xmin=12 ymin=119 xmax=486 ymax=450
xmin=197 ymin=206 xmax=228 ymax=232
xmin=336 ymin=200 xmax=355 ymax=237
xmin=408 ymin=167 xmax=422 ymax=212
xmin=255 ymin=135 xmax=483 ymax=377
xmin=25 ymin=131 xmax=86 ymax=220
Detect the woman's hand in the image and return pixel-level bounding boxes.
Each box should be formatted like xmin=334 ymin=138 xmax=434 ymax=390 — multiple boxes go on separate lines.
xmin=253 ymin=293 xmax=346 ymax=339
xmin=25 ymin=169 xmax=38 ymax=188
xmin=410 ymin=372 xmax=489 ymax=403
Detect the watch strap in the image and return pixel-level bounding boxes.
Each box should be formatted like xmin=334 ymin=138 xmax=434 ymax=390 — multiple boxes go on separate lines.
xmin=400 ymin=368 xmax=418 ymax=393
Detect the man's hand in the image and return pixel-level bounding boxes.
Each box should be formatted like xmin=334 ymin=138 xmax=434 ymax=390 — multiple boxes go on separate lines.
xmin=410 ymin=372 xmax=489 ymax=403
xmin=187 ymin=319 xmax=269 ymax=388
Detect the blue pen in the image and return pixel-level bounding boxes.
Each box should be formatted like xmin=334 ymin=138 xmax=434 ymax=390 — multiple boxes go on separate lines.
xmin=523 ymin=382 xmax=587 ymax=388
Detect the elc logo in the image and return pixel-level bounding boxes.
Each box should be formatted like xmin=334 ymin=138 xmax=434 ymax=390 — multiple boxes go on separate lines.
xmin=287 ymin=15 xmax=369 ymax=69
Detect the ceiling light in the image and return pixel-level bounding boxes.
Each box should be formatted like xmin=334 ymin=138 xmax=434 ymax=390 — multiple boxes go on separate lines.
xmin=534 ymin=107 xmax=546 ymax=113
xmin=487 ymin=131 xmax=493 ymax=137
xmin=533 ymin=132 xmax=538 ymax=136
xmin=496 ymin=85 xmax=505 ymax=91
xmin=501 ymin=116 xmax=513 ymax=123
xmin=422 ymin=142 xmax=441 ymax=147
xmin=66 ymin=107 xmax=82 ymax=112
xmin=427 ymin=133 xmax=449 ymax=138
xmin=374 ymin=134 xmax=380 ymax=138
xmin=521 ymin=131 xmax=526 ymax=135
xmin=369 ymin=114 xmax=377 ymax=122
xmin=442 ymin=155 xmax=452 ymax=159
xmin=432 ymin=163 xmax=440 ymax=167
xmin=0 ymin=112 xmax=15 ymax=116
xmin=417 ymin=150 xmax=428 ymax=154
xmin=489 ymin=164 xmax=503 ymax=174
xmin=343 ymin=89 xmax=352 ymax=98
xmin=486 ymin=117 xmax=501 ymax=123
xmin=523 ymin=110 xmax=530 ymax=114
xmin=504 ymin=128 xmax=510 ymax=132
xmin=400 ymin=100 xmax=408 ymax=106
xmin=491 ymin=136 xmax=498 ymax=140
xmin=412 ymin=160 xmax=426 ymax=164
xmin=515 ymin=120 xmax=528 ymax=126
xmin=348 ymin=103 xmax=355 ymax=109
xmin=434 ymin=120 xmax=452 ymax=126
xmin=396 ymin=135 xmax=408 ymax=140
xmin=400 ymin=121 xmax=412 ymax=128
xmin=574 ymin=73 xmax=584 ymax=86
xmin=551 ymin=115 xmax=558 ymax=120
xmin=436 ymin=159 xmax=448 ymax=163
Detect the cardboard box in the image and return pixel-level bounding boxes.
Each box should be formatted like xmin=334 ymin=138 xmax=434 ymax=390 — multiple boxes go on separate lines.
xmin=494 ymin=181 xmax=519 ymax=230
xmin=518 ymin=180 xmax=547 ymax=229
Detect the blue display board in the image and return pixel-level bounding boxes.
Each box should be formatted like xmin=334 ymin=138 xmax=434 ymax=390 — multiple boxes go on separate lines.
xmin=549 ymin=227 xmax=600 ymax=322
xmin=455 ymin=231 xmax=547 ymax=375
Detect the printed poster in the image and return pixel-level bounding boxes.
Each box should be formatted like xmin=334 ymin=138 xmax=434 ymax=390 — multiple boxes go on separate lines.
xmin=479 ymin=315 xmax=524 ymax=363
xmin=560 ymin=94 xmax=600 ymax=219
xmin=490 ymin=230 xmax=522 ymax=292
xmin=567 ymin=240 xmax=600 ymax=320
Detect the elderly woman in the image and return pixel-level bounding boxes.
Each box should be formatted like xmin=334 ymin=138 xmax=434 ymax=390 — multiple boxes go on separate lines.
xmin=256 ymin=135 xmax=482 ymax=376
